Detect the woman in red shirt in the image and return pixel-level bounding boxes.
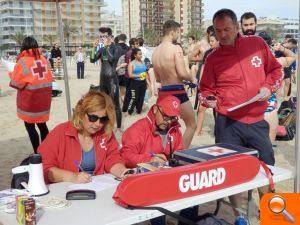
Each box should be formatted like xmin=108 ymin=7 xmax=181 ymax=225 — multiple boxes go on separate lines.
xmin=38 ymin=91 xmax=129 ymax=184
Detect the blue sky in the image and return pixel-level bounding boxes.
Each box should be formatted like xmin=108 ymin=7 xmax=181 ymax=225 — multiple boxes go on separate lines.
xmin=104 ymin=0 xmax=299 ymax=19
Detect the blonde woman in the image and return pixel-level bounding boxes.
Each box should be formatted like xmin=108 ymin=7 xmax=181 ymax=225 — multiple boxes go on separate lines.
xmin=38 ymin=91 xmax=129 ymax=184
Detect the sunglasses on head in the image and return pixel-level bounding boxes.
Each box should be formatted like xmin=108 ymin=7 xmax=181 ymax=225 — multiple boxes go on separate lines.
xmin=87 ymin=114 xmax=109 ymax=123
xmin=157 ymin=107 xmax=178 ymax=123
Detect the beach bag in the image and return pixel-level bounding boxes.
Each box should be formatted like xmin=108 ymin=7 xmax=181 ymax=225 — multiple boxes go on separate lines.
xmin=116 ymin=55 xmax=126 ymax=76
xmin=276 ymin=97 xmax=297 ymax=141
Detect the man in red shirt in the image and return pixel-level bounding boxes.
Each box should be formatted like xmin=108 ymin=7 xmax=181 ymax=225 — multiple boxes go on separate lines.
xmin=121 ymin=95 xmax=198 ymax=225
xmin=199 ymin=8 xmax=283 ymax=218
xmin=121 ymin=95 xmax=183 ymax=167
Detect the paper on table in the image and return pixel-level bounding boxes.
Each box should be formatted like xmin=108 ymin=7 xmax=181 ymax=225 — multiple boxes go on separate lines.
xmin=0 ymin=58 xmax=16 ymax=72
xmin=227 ymin=92 xmax=264 ymax=112
xmin=68 ymin=175 xmax=119 ymax=192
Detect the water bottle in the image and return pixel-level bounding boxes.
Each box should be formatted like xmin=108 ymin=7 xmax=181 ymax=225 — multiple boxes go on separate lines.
xmin=234 ymin=215 xmax=247 ymax=225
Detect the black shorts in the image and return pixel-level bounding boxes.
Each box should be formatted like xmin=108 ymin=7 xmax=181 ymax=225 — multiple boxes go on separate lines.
xmin=118 ymin=75 xmax=128 ymax=87
xmin=283 ymin=66 xmax=292 ymax=79
xmin=215 ymin=114 xmax=275 ymax=165
xmin=159 ymin=85 xmax=189 ymax=104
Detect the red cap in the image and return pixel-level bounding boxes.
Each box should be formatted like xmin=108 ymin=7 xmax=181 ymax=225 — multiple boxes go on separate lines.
xmin=156 ymin=96 xmax=180 ymax=116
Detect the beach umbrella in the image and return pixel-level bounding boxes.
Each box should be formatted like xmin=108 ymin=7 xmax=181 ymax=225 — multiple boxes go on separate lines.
xmin=25 ymin=0 xmax=72 ymax=119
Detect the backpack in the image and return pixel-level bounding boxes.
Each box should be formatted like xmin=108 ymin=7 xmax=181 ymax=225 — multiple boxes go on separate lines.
xmin=116 ymin=55 xmax=126 ymax=76
xmin=276 ymin=97 xmax=297 ymax=141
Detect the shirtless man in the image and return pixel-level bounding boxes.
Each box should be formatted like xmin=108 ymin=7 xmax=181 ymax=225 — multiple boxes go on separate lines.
xmin=152 ymin=20 xmax=197 ymax=148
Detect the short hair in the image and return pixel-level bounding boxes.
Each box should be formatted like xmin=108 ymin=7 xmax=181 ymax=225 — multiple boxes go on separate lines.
xmin=163 ymin=20 xmax=180 ymax=36
xmin=138 ymin=37 xmax=144 ymax=46
xmin=258 ymin=31 xmax=272 ymax=46
xmin=189 ymin=36 xmax=195 ymax=41
xmin=114 ymin=36 xmax=119 ymax=44
xmin=99 ymin=27 xmax=112 ymax=36
xmin=213 ymin=8 xmax=238 ymax=24
xmin=240 ymin=12 xmax=257 ymax=24
xmin=285 ymin=34 xmax=292 ymax=39
xmin=20 ymin=36 xmax=40 ymax=60
xmin=71 ymin=91 xmax=116 ymax=138
xmin=206 ymin=25 xmax=215 ymax=35
xmin=288 ymin=38 xmax=297 ymax=45
xmin=118 ymin=33 xmax=127 ymax=41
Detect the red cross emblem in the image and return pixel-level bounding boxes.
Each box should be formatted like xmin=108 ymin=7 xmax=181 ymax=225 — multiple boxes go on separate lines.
xmin=31 ymin=60 xmax=47 ymax=80
xmin=251 ymin=56 xmax=262 ymax=68
xmin=208 ymin=148 xmax=224 ymax=154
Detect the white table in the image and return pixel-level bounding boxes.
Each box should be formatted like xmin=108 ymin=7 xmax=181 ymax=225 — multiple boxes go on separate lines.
xmin=0 ymin=166 xmax=293 ymax=225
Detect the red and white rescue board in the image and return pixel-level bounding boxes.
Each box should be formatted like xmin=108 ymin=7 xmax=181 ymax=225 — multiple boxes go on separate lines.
xmin=113 ymin=154 xmax=260 ymax=207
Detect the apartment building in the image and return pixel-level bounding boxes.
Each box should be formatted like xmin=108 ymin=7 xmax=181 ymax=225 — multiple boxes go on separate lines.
xmin=122 ymin=0 xmax=203 ymax=40
xmin=0 ymin=0 xmax=105 ymax=47
xmin=101 ymin=12 xmax=123 ymax=37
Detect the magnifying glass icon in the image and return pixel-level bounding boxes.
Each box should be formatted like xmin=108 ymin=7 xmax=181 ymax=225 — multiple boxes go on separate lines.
xmin=268 ymin=195 xmax=295 ymax=223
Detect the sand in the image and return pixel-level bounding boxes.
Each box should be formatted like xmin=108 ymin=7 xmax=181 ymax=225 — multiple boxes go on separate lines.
xmin=0 ymin=61 xmax=296 ymax=224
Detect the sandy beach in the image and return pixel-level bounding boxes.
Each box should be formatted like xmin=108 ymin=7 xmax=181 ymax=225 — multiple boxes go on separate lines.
xmin=0 ymin=61 xmax=296 ymax=224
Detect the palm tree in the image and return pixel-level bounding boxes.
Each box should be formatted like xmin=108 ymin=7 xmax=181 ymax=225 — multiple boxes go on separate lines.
xmin=183 ymin=27 xmax=204 ymax=42
xmin=143 ymin=28 xmax=160 ymax=47
xmin=10 ymin=32 xmax=26 ymax=46
xmin=63 ymin=20 xmax=78 ymax=55
xmin=43 ymin=35 xmax=57 ymax=46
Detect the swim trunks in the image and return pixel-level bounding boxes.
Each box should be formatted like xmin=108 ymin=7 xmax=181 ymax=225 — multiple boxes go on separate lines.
xmin=159 ymin=84 xmax=189 ymax=104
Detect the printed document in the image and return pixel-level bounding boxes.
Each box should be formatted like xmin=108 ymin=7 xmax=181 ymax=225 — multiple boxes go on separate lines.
xmin=227 ymin=92 xmax=264 ymax=112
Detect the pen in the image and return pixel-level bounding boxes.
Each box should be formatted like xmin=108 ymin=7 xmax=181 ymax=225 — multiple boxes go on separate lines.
xmin=74 ymin=160 xmax=85 ymax=172
xmin=149 ymin=152 xmax=166 ymax=161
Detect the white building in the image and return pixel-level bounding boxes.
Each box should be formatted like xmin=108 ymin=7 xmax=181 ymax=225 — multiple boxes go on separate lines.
xmin=101 ymin=12 xmax=123 ymax=37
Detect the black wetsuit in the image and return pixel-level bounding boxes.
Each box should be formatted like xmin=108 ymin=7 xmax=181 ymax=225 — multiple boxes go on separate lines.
xmin=90 ymin=44 xmax=123 ymax=128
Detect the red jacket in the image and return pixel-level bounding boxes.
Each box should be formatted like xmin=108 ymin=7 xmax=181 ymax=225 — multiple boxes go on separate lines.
xmin=120 ymin=108 xmax=184 ymax=168
xmin=10 ymin=49 xmax=52 ymax=123
xmin=199 ymin=34 xmax=283 ymax=124
xmin=38 ymin=121 xmax=124 ymax=184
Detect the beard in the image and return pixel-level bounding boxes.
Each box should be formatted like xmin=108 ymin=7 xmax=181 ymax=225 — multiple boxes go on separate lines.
xmin=242 ymin=28 xmax=256 ymax=36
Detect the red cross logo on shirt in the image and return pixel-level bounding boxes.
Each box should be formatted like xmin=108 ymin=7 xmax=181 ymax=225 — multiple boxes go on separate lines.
xmin=31 ymin=60 xmax=47 ymax=80
xmin=251 ymin=56 xmax=262 ymax=68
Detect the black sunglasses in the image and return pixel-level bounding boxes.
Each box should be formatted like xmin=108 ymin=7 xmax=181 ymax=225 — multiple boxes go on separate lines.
xmin=157 ymin=107 xmax=178 ymax=123
xmin=87 ymin=114 xmax=109 ymax=123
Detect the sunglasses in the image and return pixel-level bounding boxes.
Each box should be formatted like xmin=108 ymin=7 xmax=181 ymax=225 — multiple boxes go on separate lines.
xmin=87 ymin=114 xmax=109 ymax=123
xmin=157 ymin=107 xmax=178 ymax=123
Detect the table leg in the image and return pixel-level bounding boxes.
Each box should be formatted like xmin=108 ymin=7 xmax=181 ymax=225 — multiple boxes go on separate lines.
xmin=247 ymin=190 xmax=253 ymax=225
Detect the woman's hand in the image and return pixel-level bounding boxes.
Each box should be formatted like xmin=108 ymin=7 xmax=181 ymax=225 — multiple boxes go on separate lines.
xmin=72 ymin=172 xmax=92 ymax=183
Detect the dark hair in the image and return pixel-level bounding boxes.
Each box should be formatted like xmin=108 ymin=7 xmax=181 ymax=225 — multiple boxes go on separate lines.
xmin=189 ymin=36 xmax=195 ymax=41
xmin=129 ymin=38 xmax=138 ymax=47
xmin=118 ymin=33 xmax=127 ymax=41
xmin=114 ymin=36 xmax=119 ymax=44
xmin=163 ymin=20 xmax=180 ymax=36
xmin=99 ymin=27 xmax=112 ymax=36
xmin=20 ymin=36 xmax=40 ymax=60
xmin=206 ymin=25 xmax=214 ymax=35
xmin=138 ymin=37 xmax=144 ymax=46
xmin=213 ymin=8 xmax=238 ymax=24
xmin=240 ymin=12 xmax=257 ymax=24
xmin=131 ymin=48 xmax=141 ymax=61
xmin=285 ymin=34 xmax=292 ymax=39
xmin=288 ymin=38 xmax=297 ymax=45
xmin=258 ymin=31 xmax=272 ymax=46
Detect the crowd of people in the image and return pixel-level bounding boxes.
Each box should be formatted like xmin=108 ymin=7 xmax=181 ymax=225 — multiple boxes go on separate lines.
xmin=6 ymin=7 xmax=298 ymax=225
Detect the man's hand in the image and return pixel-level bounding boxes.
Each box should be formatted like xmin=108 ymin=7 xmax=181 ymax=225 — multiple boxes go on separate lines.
xmin=150 ymin=154 xmax=167 ymax=163
xmin=93 ymin=40 xmax=98 ymax=48
xmin=257 ymin=87 xmax=271 ymax=101
xmin=205 ymin=96 xmax=217 ymax=108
